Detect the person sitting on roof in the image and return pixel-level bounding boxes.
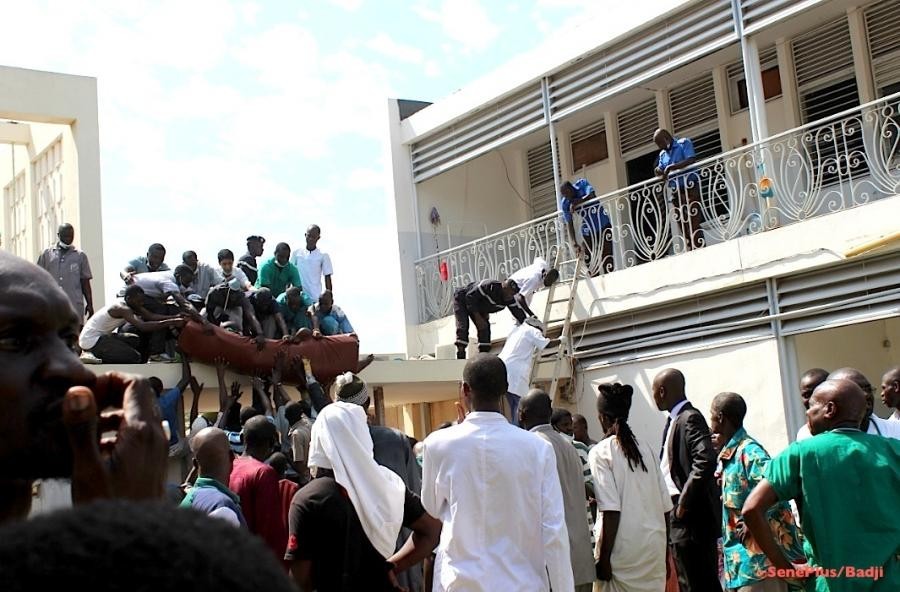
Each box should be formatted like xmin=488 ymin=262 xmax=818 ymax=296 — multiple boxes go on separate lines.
xmin=310 ymin=289 xmax=353 ymax=337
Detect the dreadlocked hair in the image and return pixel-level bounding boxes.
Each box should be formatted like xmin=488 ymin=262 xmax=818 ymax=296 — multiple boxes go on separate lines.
xmin=597 ymin=382 xmax=647 ymax=473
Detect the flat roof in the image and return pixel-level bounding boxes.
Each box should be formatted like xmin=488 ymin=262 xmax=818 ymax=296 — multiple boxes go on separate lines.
xmin=399 ymin=0 xmax=691 ymax=145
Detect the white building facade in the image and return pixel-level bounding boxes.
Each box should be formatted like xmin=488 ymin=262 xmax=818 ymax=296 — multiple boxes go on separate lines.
xmin=388 ymin=0 xmax=900 ymax=453
xmin=0 ymin=65 xmax=105 ymax=303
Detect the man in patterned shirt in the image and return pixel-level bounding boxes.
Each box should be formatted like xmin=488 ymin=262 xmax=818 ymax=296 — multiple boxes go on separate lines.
xmin=710 ymin=392 xmax=804 ymax=592
xmin=552 ymin=408 xmax=596 ymax=544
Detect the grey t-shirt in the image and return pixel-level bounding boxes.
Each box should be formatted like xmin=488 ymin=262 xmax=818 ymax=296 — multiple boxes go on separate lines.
xmin=37 ymin=245 xmax=92 ymax=317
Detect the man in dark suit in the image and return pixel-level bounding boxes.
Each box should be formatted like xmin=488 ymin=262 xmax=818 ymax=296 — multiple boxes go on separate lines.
xmin=652 ymin=368 xmax=722 ymax=592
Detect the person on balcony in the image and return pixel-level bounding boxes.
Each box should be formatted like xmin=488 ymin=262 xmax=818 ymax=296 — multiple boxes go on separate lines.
xmin=277 ymin=286 xmax=315 ymax=338
xmin=291 ymin=224 xmax=333 ymax=301
xmin=256 ymin=242 xmax=302 ymax=299
xmin=215 ymin=248 xmax=252 ymax=291
xmin=654 ymin=129 xmax=705 ymax=251
xmin=238 ymin=235 xmax=266 ymax=286
xmin=120 ymin=242 xmax=170 ymax=282
xmin=182 ymin=250 xmax=219 ymax=299
xmin=452 ymin=278 xmax=523 ymax=359
xmin=310 ymin=289 xmax=354 ymax=336
xmin=560 ymin=179 xmax=613 ymax=275
xmin=37 ymin=223 xmax=94 ymax=322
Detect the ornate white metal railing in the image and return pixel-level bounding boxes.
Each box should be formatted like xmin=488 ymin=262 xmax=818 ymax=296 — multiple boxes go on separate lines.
xmin=414 ymin=92 xmax=900 ymax=322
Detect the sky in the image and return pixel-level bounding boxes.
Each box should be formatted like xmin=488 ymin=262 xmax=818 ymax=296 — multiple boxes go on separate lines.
xmin=2 ymin=0 xmax=668 ymax=353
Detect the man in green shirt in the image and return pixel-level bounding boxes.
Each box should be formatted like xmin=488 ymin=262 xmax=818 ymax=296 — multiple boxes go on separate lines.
xmin=276 ymin=286 xmax=314 ymax=340
xmin=255 ymin=242 xmax=302 ymax=298
xmin=743 ymin=379 xmax=900 ymax=591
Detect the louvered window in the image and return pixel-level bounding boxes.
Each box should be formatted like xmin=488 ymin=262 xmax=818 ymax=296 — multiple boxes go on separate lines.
xmin=573 ymin=283 xmax=772 ymax=366
xmin=671 ymin=73 xmax=718 ymax=134
xmin=617 ymin=99 xmax=659 ymax=157
xmin=527 ymin=141 xmax=559 ymax=218
xmin=865 ymin=0 xmax=900 ymax=93
xmin=792 ymin=17 xmax=858 ymax=122
xmin=792 ymin=18 xmax=863 ymax=185
xmin=411 ymin=84 xmax=545 ymax=183
xmin=777 ymin=252 xmax=900 ymax=335
xmin=741 ymin=0 xmax=809 ymax=33
xmin=548 ymin=0 xmax=735 ymax=120
xmin=726 ymin=46 xmax=781 ymax=113
xmin=570 ymin=119 xmax=608 ymax=173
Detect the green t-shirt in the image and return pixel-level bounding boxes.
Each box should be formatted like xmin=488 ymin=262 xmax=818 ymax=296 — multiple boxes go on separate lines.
xmin=255 ymin=257 xmax=302 ymax=298
xmin=276 ymin=290 xmax=314 ymax=332
xmin=765 ymin=429 xmax=900 ymax=591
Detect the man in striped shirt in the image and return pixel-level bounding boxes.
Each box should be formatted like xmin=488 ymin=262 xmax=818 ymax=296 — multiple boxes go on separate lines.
xmin=552 ymin=408 xmax=596 ymax=543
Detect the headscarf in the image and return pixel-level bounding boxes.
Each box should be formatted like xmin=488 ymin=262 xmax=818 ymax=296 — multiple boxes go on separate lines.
xmin=308 ymin=402 xmax=405 ymax=558
xmin=335 ymin=372 xmax=369 ymax=407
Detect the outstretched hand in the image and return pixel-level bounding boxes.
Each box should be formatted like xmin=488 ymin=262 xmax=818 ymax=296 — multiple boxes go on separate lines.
xmin=228 ymin=381 xmax=243 ymax=406
xmin=62 ymin=373 xmax=168 ymax=504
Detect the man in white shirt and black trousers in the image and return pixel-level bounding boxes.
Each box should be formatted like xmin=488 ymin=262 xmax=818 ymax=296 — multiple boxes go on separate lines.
xmin=421 ymin=354 xmax=574 ymax=592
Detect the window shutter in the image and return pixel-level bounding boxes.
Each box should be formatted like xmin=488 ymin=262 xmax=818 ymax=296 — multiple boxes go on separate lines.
xmin=865 ymin=0 xmax=900 ymax=92
xmin=617 ymin=99 xmax=658 ymax=156
xmin=670 ymin=73 xmax=718 ymax=134
xmin=527 ymin=141 xmax=559 ymax=218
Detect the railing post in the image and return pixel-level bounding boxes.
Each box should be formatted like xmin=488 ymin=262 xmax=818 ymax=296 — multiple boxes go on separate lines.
xmin=733 ymin=0 xmax=777 ymax=230
xmin=542 ymin=77 xmax=568 ymax=269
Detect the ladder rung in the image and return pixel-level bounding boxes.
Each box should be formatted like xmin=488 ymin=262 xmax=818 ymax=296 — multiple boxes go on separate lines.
xmin=549 ymin=298 xmax=570 ymax=304
xmin=546 ymin=317 xmax=567 ymax=324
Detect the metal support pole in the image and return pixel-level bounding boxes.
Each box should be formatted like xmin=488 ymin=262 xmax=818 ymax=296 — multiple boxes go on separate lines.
xmin=542 ymin=77 xmax=566 ymax=260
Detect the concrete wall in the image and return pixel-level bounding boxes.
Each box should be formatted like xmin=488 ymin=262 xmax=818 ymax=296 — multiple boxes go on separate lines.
xmin=414 ymin=147 xmax=530 ymax=256
xmin=570 ymin=338 xmax=789 ymax=457
xmin=792 ymin=317 xmax=900 ymax=419
xmin=0 ymin=66 xmax=104 ymax=306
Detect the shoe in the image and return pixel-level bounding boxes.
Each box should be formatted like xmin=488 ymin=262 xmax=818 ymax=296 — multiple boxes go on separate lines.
xmin=149 ymin=353 xmax=175 ymax=363
xmin=80 ymin=352 xmax=102 ymax=365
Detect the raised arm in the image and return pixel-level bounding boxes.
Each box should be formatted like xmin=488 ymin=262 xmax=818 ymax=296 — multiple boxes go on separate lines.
xmin=115 ymin=305 xmax=184 ymax=332
xmin=188 ymin=376 xmax=204 ymax=426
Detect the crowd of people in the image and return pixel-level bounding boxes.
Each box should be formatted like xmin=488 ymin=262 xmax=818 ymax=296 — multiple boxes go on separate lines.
xmin=6 ymin=216 xmax=900 ymax=592
xmin=44 ymin=223 xmax=353 ymax=365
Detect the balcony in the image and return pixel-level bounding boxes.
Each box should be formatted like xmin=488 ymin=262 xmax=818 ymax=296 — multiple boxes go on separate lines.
xmin=414 ymin=92 xmax=900 ymax=323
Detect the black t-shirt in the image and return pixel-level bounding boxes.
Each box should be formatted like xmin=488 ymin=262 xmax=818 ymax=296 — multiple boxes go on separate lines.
xmin=237 ymin=252 xmax=258 ymax=285
xmin=248 ymin=291 xmax=276 ymax=317
xmin=284 ymin=476 xmax=425 ymax=592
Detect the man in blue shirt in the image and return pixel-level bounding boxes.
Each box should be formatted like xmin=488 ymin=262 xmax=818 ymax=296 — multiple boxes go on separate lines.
xmin=311 ymin=289 xmax=354 ymax=336
xmin=560 ymin=178 xmax=613 ymax=275
xmin=277 ymin=286 xmax=315 ymax=339
xmin=654 ymin=128 xmax=705 ymax=251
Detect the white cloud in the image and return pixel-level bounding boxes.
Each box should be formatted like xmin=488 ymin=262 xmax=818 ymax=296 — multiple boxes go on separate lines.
xmin=415 ymin=0 xmax=500 ymax=54
xmin=345 ymin=167 xmax=387 ymax=190
xmin=424 ymin=60 xmax=441 ymax=77
xmin=366 ymin=33 xmax=425 ymax=65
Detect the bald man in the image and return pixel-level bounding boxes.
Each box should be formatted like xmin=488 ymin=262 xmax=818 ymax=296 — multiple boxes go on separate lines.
xmin=797 ymin=368 xmax=900 ymax=440
xmin=743 ymin=379 xmax=900 ymax=590
xmin=181 ymin=427 xmax=245 ymax=527
xmin=881 ymin=367 xmax=900 ymax=422
xmin=520 ymin=390 xmax=595 ymax=591
xmin=652 ymin=368 xmax=721 ymax=592
xmin=0 ymin=251 xmax=171 ymax=524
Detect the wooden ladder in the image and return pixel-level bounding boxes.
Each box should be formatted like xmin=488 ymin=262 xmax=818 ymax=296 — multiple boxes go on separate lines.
xmin=528 ymin=252 xmax=584 ymax=401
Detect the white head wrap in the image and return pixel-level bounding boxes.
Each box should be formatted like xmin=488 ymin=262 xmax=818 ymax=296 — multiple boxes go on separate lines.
xmin=307 ymin=402 xmax=405 ymax=558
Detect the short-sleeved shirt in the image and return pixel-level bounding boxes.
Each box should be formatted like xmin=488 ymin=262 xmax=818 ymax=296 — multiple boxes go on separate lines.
xmin=127 ymin=256 xmax=170 ymax=275
xmin=237 ymin=252 xmax=259 ymax=285
xmin=719 ymin=428 xmax=804 ymax=589
xmin=291 ymin=247 xmax=333 ymax=301
xmin=657 ymin=137 xmax=698 ymax=189
xmin=288 ymin=417 xmax=313 ymax=464
xmin=561 ymin=178 xmax=611 ymax=236
xmin=217 ymin=266 xmax=251 ymax=290
xmin=189 ymin=262 xmax=219 ymax=298
xmin=277 ymin=291 xmax=314 ymax=332
xmin=255 ymin=257 xmax=302 ymax=298
xmin=132 ymin=271 xmax=182 ymax=299
xmin=158 ymin=387 xmax=182 ymax=447
xmin=37 ymin=245 xmax=92 ymax=316
xmin=284 ymin=476 xmax=425 ymax=592
xmin=766 ymin=429 xmax=900 ymax=591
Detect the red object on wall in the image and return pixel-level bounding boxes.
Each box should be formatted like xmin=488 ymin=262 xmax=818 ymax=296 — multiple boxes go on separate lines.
xmin=178 ymin=321 xmax=359 ymax=384
xmin=439 ymin=260 xmax=449 ymax=282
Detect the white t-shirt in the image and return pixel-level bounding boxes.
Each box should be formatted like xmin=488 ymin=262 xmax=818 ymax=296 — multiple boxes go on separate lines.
xmin=132 ymin=271 xmax=181 ymax=299
xmin=509 ymin=257 xmax=548 ymax=305
xmin=216 ymin=266 xmax=251 ymax=291
xmin=291 ymin=247 xmax=333 ymax=300
xmin=498 ymin=323 xmax=550 ymax=397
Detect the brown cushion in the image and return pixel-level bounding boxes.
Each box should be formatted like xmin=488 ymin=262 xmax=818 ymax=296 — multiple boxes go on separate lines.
xmin=178 ymin=321 xmax=359 ymax=384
